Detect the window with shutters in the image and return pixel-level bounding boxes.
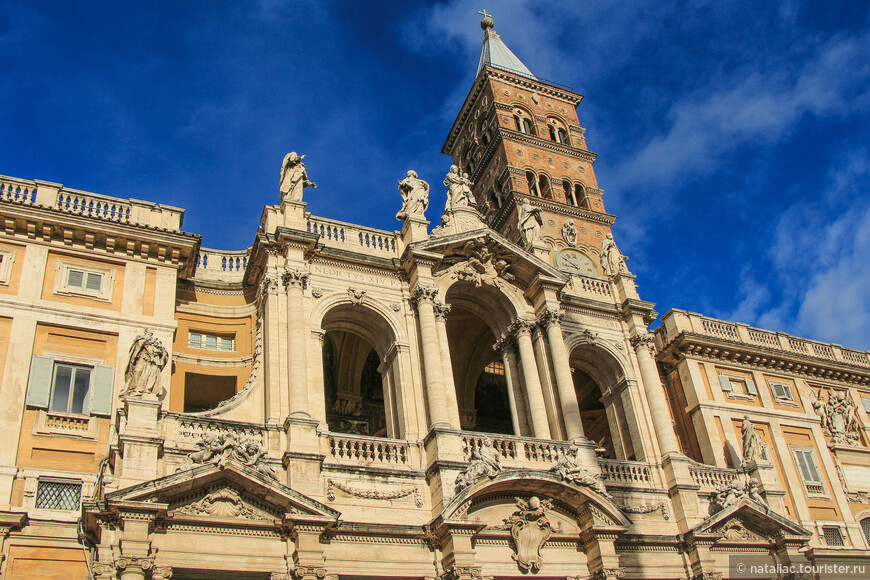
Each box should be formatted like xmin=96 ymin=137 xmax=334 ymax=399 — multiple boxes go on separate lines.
xmin=26 ymin=355 xmax=114 ymax=438
xmin=791 ymin=447 xmax=827 ymax=497
xmin=54 ymin=259 xmax=115 ymax=302
xmin=769 ymin=381 xmax=795 ymax=404
xmin=0 ymin=247 xmax=16 ymax=285
xmin=718 ymin=373 xmax=758 ymax=399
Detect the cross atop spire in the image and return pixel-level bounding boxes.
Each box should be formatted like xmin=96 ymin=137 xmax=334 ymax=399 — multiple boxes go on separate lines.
xmin=478 ymin=9 xmax=494 ymax=30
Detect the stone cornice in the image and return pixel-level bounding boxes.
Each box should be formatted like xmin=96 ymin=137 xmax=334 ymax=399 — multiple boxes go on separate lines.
xmin=660 ymin=331 xmax=870 ymax=386
xmin=501 ymin=129 xmax=598 ymax=162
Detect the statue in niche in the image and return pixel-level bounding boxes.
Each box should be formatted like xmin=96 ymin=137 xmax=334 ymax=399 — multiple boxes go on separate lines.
xmin=455 ymin=437 xmax=502 ymax=492
xmin=504 ymin=496 xmax=554 ymax=573
xmin=279 ymin=151 xmax=317 ymax=201
xmin=600 ymin=233 xmax=628 ymax=277
xmin=444 ymin=165 xmax=474 ymax=209
xmin=120 ymin=329 xmax=168 ymax=398
xmin=395 ymin=170 xmax=429 ymax=220
xmin=741 ymin=415 xmax=764 ymax=465
xmin=550 ymin=445 xmax=612 ymax=498
xmin=813 ymin=388 xmax=862 ymax=446
xmin=517 ymin=198 xmax=542 ymax=246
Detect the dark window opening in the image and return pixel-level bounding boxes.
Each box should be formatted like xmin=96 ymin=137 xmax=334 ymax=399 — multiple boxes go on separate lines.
xmin=184 ymin=372 xmax=237 ymax=413
xmin=558 ymin=128 xmax=569 ymax=144
xmin=472 ymin=361 xmax=513 ymax=435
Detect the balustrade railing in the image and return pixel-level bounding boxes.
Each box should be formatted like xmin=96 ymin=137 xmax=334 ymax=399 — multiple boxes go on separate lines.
xmin=689 ymin=463 xmax=740 ymax=490
xmin=461 ymin=432 xmax=574 ymax=468
xmin=598 ymin=459 xmax=656 ymax=485
xmin=326 ymin=432 xmax=411 ymax=466
xmin=307 ymin=215 xmax=398 ymax=256
xmin=0 ymin=175 xmax=184 ymax=230
xmin=163 ymin=413 xmax=271 ymax=448
xmin=659 ymin=310 xmax=870 ymax=369
xmin=574 ymin=275 xmax=613 ymax=298
xmin=194 ymin=247 xmax=250 ymax=282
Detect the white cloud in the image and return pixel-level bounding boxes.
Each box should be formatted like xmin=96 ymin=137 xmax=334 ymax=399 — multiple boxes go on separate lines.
xmin=720 ymin=150 xmax=870 ymax=350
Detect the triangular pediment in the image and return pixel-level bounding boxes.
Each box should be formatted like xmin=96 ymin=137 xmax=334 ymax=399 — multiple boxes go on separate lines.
xmin=415 ymin=230 xmax=566 ymax=291
xmin=688 ymin=499 xmax=810 ymax=545
xmin=105 ymin=460 xmax=340 ymax=521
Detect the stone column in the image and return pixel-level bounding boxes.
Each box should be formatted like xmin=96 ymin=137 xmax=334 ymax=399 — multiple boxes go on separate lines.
xmin=283 ymin=269 xmax=309 ymax=416
xmin=434 ymin=303 xmax=462 ymax=428
xmin=631 ymin=333 xmax=679 ymax=455
xmin=512 ymin=320 xmax=551 ymax=439
xmin=411 ymin=286 xmax=451 ymax=428
xmin=500 ymin=341 xmax=530 ymax=436
xmin=493 ymin=337 xmax=521 ymax=436
xmin=539 ymin=310 xmax=586 ymax=441
xmin=115 ymin=556 xmax=154 ymax=580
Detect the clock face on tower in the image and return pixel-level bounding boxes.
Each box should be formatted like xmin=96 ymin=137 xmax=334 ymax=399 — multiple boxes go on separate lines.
xmin=557 ymin=249 xmax=597 ymax=276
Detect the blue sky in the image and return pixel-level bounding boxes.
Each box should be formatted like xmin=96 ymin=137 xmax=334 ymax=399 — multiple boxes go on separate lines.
xmin=2 ymin=1 xmax=869 ymax=350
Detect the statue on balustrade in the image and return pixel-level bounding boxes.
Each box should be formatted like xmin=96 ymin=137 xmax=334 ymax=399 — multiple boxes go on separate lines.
xmin=395 ymin=170 xmax=430 ymax=220
xmin=455 ymin=437 xmax=502 ymax=492
xmin=182 ymin=431 xmax=277 ymax=479
xmin=600 ymin=233 xmax=628 ymax=277
xmin=120 ymin=329 xmax=168 ymax=398
xmin=279 ymin=151 xmax=317 ymax=201
xmin=550 ymin=446 xmax=611 ymax=498
xmin=444 ymin=165 xmax=474 ymax=209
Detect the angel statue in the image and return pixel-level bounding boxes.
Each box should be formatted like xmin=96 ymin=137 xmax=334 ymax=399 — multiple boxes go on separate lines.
xmin=517 ymin=198 xmax=542 ymax=246
xmin=395 ymin=170 xmax=430 ymax=220
xmin=120 ymin=329 xmax=169 ymax=398
xmin=279 ymin=152 xmax=317 ymax=201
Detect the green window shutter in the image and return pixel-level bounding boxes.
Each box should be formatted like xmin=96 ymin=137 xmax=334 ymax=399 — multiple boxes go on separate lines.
xmin=745 ymin=379 xmax=758 ymax=395
xmin=718 ymin=375 xmax=732 ymax=392
xmin=90 ymin=364 xmax=115 ymax=417
xmin=25 ymin=355 xmax=54 ymax=409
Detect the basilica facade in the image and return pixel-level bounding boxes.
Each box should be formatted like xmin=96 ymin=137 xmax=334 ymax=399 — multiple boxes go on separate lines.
xmin=0 ymin=16 xmax=868 ymax=580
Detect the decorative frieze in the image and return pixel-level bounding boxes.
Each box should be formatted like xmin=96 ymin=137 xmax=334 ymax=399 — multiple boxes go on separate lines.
xmin=326 ymin=479 xmax=423 ymax=507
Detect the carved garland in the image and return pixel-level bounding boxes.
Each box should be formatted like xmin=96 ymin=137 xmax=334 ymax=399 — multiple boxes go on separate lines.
xmin=326 ymin=479 xmax=423 ymax=507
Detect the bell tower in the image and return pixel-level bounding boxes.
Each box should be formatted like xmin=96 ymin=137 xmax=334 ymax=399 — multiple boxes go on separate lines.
xmin=442 ymin=12 xmax=614 ymax=276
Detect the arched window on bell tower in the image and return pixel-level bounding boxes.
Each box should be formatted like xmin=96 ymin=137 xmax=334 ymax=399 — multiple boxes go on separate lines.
xmin=522 ymin=118 xmax=534 ymax=134
xmin=539 ymin=175 xmax=552 ymax=200
xmin=558 ymin=128 xmax=569 ymax=144
xmin=547 ymin=124 xmax=557 ymax=141
xmin=563 ymin=181 xmax=577 ymax=206
xmin=514 ymin=115 xmax=522 ymax=131
xmin=574 ymin=184 xmax=586 ymax=208
xmin=526 ymin=171 xmax=540 ymax=196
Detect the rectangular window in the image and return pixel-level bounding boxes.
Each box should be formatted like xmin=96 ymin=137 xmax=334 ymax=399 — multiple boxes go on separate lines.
xmin=771 ymin=382 xmax=794 ymax=402
xmin=862 ymin=398 xmax=870 ymax=414
xmin=35 ymin=479 xmax=82 ymax=510
xmin=792 ymin=448 xmax=825 ymax=497
xmin=718 ymin=374 xmax=758 ymax=397
xmin=65 ymin=268 xmax=103 ymax=293
xmin=50 ymin=363 xmax=92 ymax=415
xmin=188 ymin=332 xmax=234 ymax=352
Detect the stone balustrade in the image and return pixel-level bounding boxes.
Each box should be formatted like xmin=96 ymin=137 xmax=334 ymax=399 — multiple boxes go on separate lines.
xmin=572 ymin=274 xmax=613 ymax=300
xmin=307 ymin=215 xmax=399 ymax=257
xmin=324 ymin=432 xmax=415 ymax=467
xmin=0 ymin=175 xmax=185 ymax=230
xmin=461 ymin=432 xmax=573 ymax=469
xmin=193 ymin=247 xmax=250 ymax=282
xmin=598 ymin=458 xmax=660 ymax=487
xmin=162 ymin=413 xmax=277 ymax=451
xmin=688 ymin=462 xmax=740 ymax=490
xmin=658 ymin=309 xmax=870 ymax=368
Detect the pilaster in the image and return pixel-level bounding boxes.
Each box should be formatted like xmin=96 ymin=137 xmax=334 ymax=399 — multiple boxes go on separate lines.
xmin=116 ymin=397 xmax=164 ymax=487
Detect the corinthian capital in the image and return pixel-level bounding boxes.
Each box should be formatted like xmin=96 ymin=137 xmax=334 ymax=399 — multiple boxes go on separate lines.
xmin=509 ymin=318 xmax=536 ymax=337
xmin=629 ymin=333 xmax=656 ymax=354
xmin=410 ymin=285 xmax=439 ymax=306
xmin=492 ymin=333 xmax=513 ymax=353
xmin=434 ymin=302 xmax=452 ymax=320
xmin=282 ymin=269 xmax=309 ymax=289
xmin=538 ymin=308 xmax=564 ymax=328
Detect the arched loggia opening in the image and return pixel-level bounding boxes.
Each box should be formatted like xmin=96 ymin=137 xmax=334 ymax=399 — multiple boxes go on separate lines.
xmin=569 ymin=343 xmax=641 ymax=460
xmin=320 ymin=304 xmax=401 ymax=438
xmin=444 ymin=282 xmax=519 ymax=435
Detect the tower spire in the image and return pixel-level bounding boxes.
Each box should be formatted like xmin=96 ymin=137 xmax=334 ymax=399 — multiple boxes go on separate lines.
xmin=476 ymin=11 xmax=537 ymax=79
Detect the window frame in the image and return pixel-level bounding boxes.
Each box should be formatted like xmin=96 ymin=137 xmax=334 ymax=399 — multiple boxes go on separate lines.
xmin=791 ymin=446 xmax=827 ymax=497
xmin=188 ymin=331 xmax=236 ymax=353
xmin=769 ymin=380 xmax=796 ymax=404
xmin=34 ymin=477 xmax=83 ymax=511
xmin=53 ymin=259 xmax=115 ymax=302
xmin=48 ymin=361 xmax=93 ymax=416
xmin=0 ymin=246 xmax=17 ymax=285
xmin=718 ymin=372 xmax=759 ymax=400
